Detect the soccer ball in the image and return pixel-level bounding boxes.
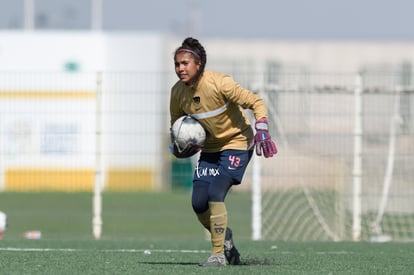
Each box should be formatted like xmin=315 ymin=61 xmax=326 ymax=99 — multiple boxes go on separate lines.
xmin=0 ymin=211 xmax=7 ymax=239
xmin=171 ymin=115 xmax=206 ymax=152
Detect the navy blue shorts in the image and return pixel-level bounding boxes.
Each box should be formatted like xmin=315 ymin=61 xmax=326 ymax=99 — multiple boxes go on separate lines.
xmin=191 ymin=149 xmax=253 ymax=213
xmin=194 ymin=149 xmax=253 ymax=185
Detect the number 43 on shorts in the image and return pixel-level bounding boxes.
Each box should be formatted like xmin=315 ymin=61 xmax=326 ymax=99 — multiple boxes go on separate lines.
xmin=228 ymin=155 xmax=241 ymax=168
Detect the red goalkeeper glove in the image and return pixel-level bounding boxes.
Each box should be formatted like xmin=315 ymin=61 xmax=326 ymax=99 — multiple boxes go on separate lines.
xmin=254 ymin=118 xmax=278 ymax=158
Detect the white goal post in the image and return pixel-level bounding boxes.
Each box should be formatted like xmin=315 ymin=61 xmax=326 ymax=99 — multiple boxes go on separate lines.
xmin=93 ymin=72 xmax=104 ymax=240
xmin=352 ymin=74 xmax=363 ymax=241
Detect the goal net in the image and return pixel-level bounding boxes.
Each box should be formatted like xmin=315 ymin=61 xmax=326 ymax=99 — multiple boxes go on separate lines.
xmin=253 ymin=72 xmax=414 ymax=241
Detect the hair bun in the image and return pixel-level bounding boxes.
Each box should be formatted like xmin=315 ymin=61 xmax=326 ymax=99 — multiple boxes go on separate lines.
xmin=182 ymin=37 xmax=198 ymax=47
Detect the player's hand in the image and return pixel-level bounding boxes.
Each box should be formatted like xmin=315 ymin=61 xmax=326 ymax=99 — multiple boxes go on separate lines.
xmin=254 ymin=118 xmax=278 ymax=158
xmin=170 ymin=142 xmax=202 ymax=158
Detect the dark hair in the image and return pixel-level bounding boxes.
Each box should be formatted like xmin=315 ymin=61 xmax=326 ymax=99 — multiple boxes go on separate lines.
xmin=175 ymin=37 xmax=207 ymax=75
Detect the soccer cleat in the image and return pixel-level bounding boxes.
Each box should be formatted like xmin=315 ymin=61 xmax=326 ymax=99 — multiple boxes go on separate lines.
xmin=224 ymin=227 xmax=241 ymax=265
xmin=198 ymin=254 xmax=226 ymax=267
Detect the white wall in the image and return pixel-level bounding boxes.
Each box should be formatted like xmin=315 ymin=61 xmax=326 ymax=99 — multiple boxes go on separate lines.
xmin=0 ymin=31 xmax=166 ymax=190
xmin=0 ymin=31 xmax=104 ymax=71
xmin=201 ymin=39 xmax=414 ymax=73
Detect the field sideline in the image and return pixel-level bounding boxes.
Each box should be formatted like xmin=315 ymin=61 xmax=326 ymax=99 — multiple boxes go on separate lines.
xmin=0 ymin=192 xmax=414 ymax=274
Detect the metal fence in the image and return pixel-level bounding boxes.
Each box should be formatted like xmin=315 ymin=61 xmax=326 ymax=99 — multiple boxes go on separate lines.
xmin=0 ymin=71 xmax=413 ymax=241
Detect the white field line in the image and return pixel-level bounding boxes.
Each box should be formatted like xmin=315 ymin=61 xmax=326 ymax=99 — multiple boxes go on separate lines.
xmin=0 ymin=247 xmax=210 ymax=254
xmin=0 ymin=247 xmax=352 ymax=255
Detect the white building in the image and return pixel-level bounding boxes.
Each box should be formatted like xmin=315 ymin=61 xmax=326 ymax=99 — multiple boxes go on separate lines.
xmin=0 ymin=31 xmax=413 ymax=191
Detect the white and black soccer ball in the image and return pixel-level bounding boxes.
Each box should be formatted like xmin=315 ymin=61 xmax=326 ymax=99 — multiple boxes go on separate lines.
xmin=171 ymin=115 xmax=206 ymax=152
xmin=0 ymin=211 xmax=7 ymax=237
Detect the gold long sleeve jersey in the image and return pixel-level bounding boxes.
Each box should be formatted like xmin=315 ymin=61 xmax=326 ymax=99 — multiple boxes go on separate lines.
xmin=170 ymin=71 xmax=267 ymax=153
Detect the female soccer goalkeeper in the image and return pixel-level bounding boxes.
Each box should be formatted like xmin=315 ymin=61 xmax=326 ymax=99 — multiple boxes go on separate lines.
xmin=170 ymin=37 xmax=277 ymax=267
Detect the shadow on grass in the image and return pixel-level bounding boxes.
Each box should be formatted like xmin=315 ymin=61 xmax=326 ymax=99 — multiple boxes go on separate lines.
xmin=139 ymin=257 xmax=277 ymax=266
xmin=241 ymin=257 xmax=277 ymax=265
xmin=140 ymin=261 xmax=198 ymax=266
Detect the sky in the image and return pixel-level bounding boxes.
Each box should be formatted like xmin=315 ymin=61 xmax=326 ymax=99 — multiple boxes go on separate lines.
xmin=0 ymin=0 xmax=413 ymax=40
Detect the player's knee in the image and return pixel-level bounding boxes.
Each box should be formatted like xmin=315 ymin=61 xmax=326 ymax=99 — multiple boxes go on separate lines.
xmin=192 ymin=200 xmax=208 ymax=214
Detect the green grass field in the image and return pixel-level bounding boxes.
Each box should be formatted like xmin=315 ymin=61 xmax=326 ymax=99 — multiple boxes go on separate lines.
xmin=1 ymin=192 xmax=414 ymax=274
